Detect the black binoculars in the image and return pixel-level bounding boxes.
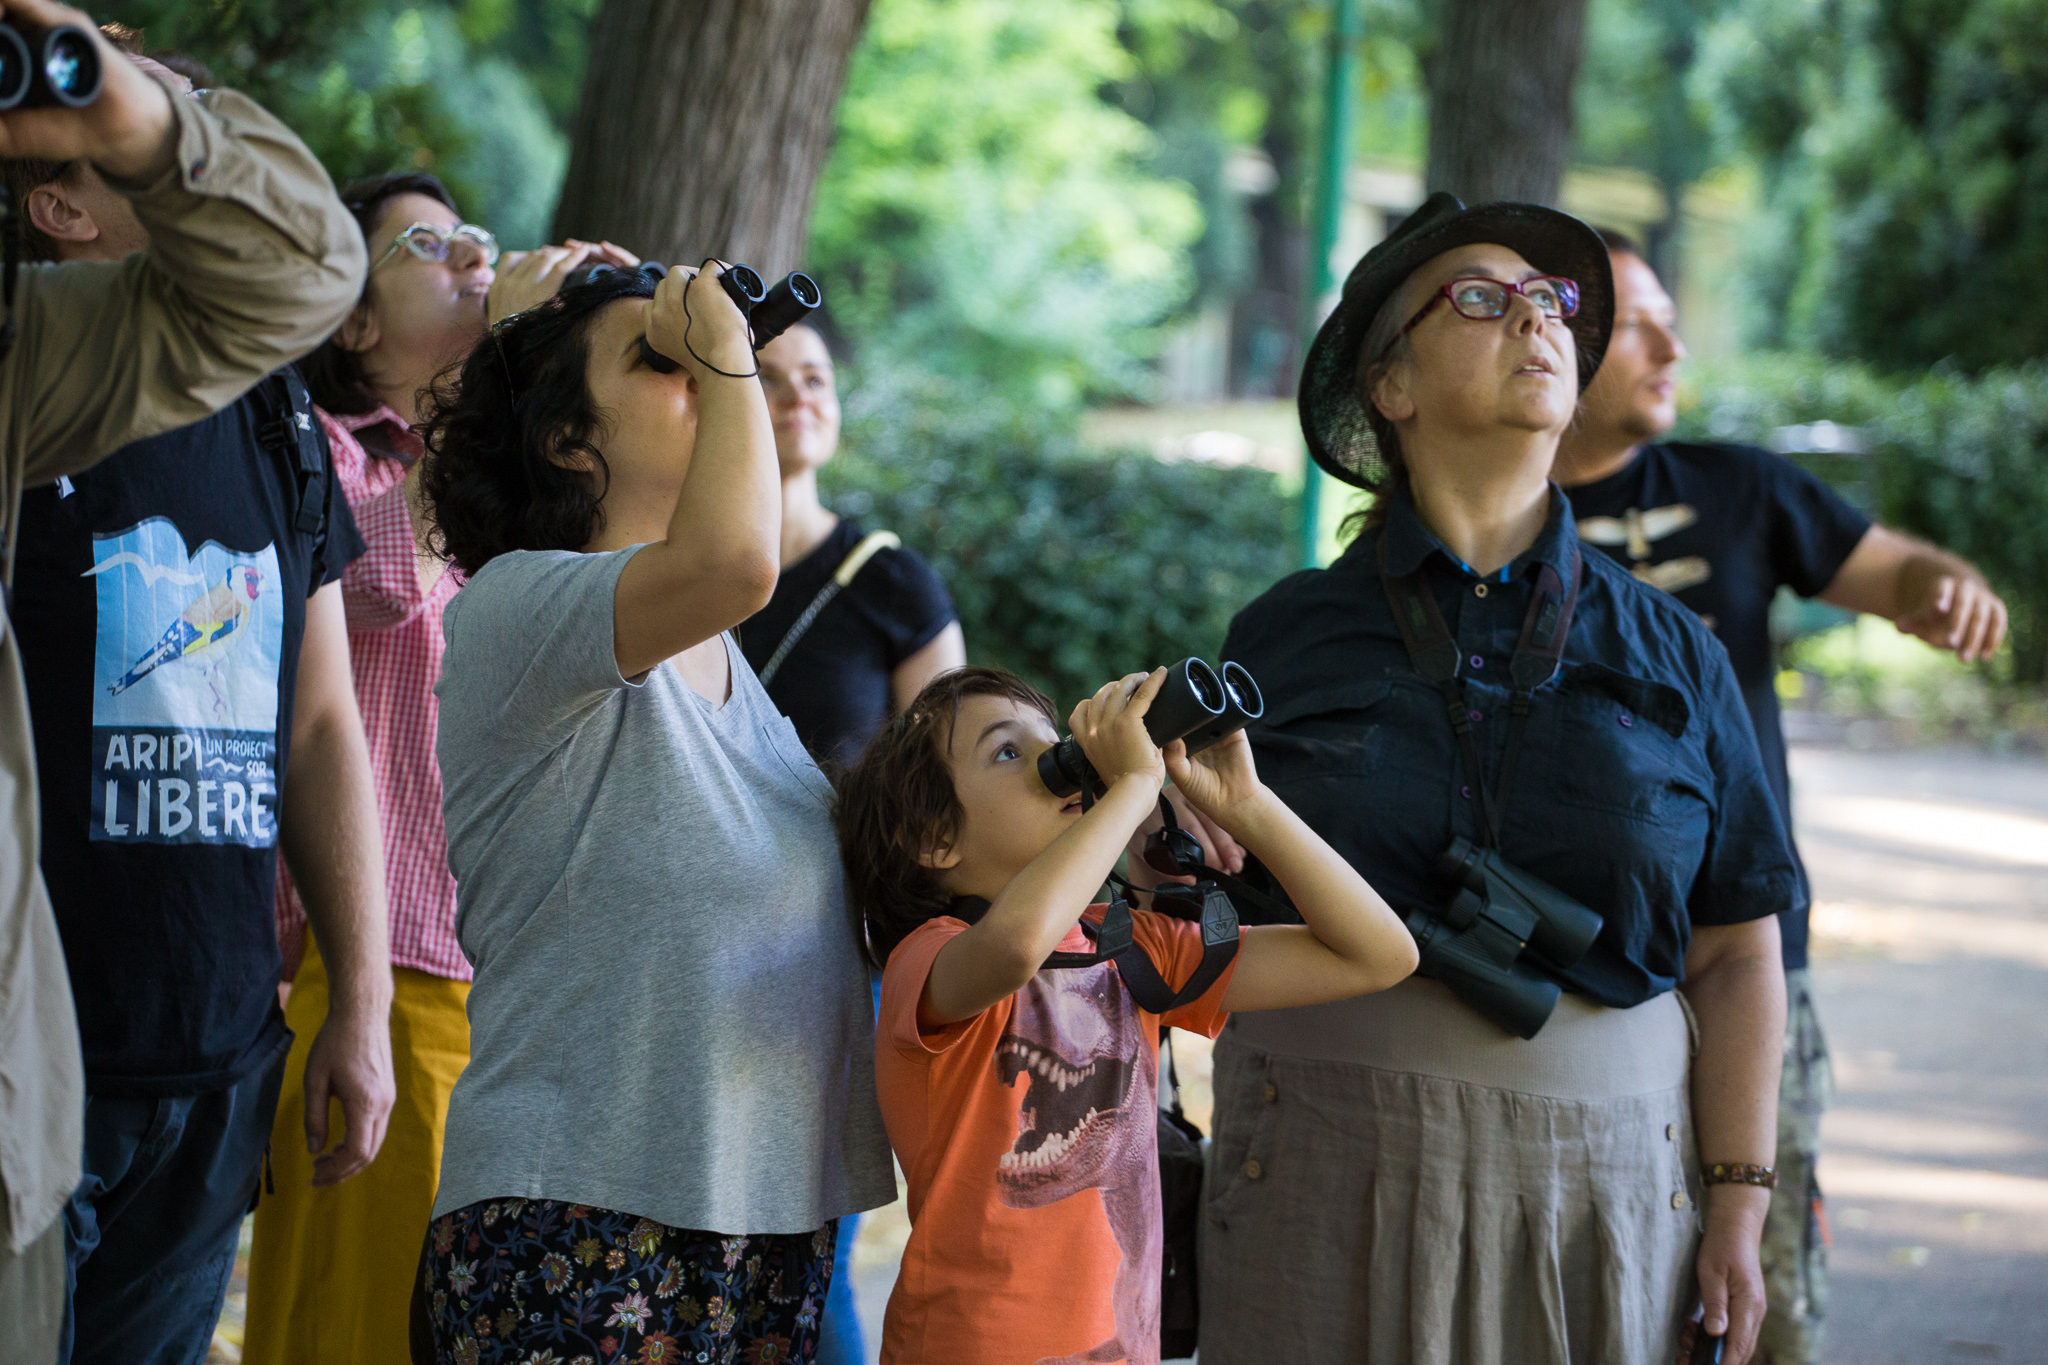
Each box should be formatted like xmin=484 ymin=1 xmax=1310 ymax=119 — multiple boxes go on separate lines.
xmin=563 ymin=259 xmax=821 ymax=374
xmin=1406 ymin=836 xmax=1605 ymax=1039
xmin=1037 ymin=659 xmax=1265 ymax=800
xmin=0 ymin=19 xmax=101 ymax=110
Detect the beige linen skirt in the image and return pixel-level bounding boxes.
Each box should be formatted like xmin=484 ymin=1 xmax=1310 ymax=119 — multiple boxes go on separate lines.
xmin=1198 ymin=978 xmax=1701 ymax=1365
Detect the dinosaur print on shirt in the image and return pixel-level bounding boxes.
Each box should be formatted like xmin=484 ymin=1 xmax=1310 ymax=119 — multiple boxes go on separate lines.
xmin=88 ymin=516 xmax=284 ymax=846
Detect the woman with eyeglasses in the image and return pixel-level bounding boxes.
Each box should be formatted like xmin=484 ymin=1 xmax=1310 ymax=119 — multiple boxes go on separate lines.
xmin=244 ymin=173 xmax=640 ymax=1365
xmin=1196 ymin=196 xmax=1796 ymax=1365
xmin=407 ymin=264 xmax=891 ymax=1364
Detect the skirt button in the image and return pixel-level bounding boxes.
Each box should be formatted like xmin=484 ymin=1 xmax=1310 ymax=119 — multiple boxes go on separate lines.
xmin=1244 ymin=1160 xmax=1264 ymax=1181
xmin=1264 ymin=1084 xmax=1278 ymax=1103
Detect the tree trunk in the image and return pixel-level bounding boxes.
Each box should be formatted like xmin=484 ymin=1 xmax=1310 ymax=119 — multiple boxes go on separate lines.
xmin=1229 ymin=1 xmax=1312 ymax=399
xmin=1422 ymin=0 xmax=1590 ymax=207
xmin=552 ymin=0 xmax=873 ymax=276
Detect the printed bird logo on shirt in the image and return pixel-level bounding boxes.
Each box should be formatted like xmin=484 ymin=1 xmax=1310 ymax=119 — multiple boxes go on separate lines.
xmin=108 ymin=564 xmax=264 ymax=711
xmin=1578 ymin=504 xmax=1714 ymax=597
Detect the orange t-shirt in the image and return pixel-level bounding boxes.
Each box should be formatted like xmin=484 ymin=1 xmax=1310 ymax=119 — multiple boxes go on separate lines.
xmin=875 ymin=905 xmax=1239 ymax=1365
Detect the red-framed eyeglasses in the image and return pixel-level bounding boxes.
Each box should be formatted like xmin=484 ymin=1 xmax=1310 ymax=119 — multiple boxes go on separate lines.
xmin=1401 ymin=275 xmax=1581 ymax=338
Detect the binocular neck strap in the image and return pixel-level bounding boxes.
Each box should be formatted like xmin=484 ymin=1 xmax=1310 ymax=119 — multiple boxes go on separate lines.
xmin=1377 ymin=536 xmax=1583 ymax=848
xmin=951 ymin=861 xmax=1247 ymax=1014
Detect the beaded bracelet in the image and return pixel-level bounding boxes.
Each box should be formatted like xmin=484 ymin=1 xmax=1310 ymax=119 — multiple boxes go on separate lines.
xmin=1702 ymin=1162 xmax=1777 ymax=1189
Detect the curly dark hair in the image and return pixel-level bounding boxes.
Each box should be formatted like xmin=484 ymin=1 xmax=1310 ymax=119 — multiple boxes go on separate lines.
xmin=417 ymin=266 xmax=658 ymax=577
xmin=301 ymin=173 xmax=462 ymax=416
xmin=836 ymin=667 xmax=1059 ymax=968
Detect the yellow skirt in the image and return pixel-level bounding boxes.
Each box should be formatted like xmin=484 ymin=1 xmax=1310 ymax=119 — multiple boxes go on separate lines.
xmin=243 ymin=939 xmax=470 ymax=1365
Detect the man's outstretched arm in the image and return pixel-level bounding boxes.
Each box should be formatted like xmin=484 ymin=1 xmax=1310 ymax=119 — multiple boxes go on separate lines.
xmin=1821 ymin=525 xmax=2009 ymax=664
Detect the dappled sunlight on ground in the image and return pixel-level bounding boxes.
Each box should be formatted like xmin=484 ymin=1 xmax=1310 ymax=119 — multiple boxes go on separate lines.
xmin=1796 ymin=745 xmax=2048 ymax=1363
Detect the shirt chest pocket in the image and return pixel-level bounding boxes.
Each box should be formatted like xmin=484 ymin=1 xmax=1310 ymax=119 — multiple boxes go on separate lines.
xmin=1544 ymin=663 xmax=1712 ymax=832
xmin=1250 ymin=678 xmax=1448 ymax=808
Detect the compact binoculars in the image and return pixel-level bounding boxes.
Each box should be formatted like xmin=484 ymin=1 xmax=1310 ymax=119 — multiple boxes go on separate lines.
xmin=1406 ymin=836 xmax=1605 ymax=1039
xmin=1037 ymin=659 xmax=1265 ymax=800
xmin=0 ymin=19 xmax=102 ymax=110
xmin=563 ymin=259 xmax=822 ymax=374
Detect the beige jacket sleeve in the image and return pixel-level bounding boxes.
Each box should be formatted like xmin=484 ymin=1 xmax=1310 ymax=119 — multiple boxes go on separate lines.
xmin=3 ymin=77 xmax=367 ymax=488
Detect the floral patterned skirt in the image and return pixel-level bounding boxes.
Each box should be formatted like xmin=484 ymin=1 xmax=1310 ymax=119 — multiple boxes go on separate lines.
xmin=413 ymin=1198 xmax=836 ymax=1365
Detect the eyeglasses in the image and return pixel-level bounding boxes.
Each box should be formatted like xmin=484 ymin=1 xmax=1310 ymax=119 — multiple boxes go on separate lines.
xmin=369 ymin=221 xmax=500 ymax=275
xmin=1401 ymin=275 xmax=1580 ymax=338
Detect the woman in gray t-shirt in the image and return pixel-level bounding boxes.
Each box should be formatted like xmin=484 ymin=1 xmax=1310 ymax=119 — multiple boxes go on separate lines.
xmin=412 ymin=264 xmax=893 ymax=1365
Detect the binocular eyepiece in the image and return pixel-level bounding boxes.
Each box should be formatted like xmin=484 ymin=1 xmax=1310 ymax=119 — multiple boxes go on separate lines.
xmin=561 ymin=259 xmax=822 ymax=375
xmin=1406 ymin=836 xmax=1606 ymax=1039
xmin=1037 ymin=659 xmax=1265 ymax=800
xmin=0 ymin=20 xmax=102 ymax=110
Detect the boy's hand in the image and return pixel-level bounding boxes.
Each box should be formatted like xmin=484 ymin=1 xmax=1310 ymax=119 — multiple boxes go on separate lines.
xmin=647 ymin=261 xmax=754 ymax=382
xmin=1163 ymin=729 xmax=1265 ymax=829
xmin=1070 ymin=669 xmax=1167 ymax=792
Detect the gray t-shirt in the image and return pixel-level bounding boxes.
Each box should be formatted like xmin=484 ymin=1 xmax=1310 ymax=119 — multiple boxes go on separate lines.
xmin=432 ymin=545 xmax=893 ymax=1234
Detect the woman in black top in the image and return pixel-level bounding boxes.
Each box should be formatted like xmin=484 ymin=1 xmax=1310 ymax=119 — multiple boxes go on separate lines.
xmin=741 ymin=325 xmax=964 ymax=773
xmin=1197 ymin=197 xmax=1795 ymax=1365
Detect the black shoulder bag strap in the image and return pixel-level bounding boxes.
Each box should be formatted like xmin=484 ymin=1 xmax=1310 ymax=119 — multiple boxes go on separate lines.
xmin=1376 ymin=533 xmax=1582 ymax=847
xmin=756 ymin=530 xmax=900 ymax=686
xmin=258 ymin=368 xmax=328 ymax=538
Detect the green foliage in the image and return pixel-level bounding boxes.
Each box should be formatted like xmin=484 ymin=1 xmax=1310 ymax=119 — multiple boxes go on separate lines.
xmin=1782 ymin=615 xmax=2048 ymax=751
xmin=1575 ymin=0 xmax=1721 ymax=196
xmin=102 ymin=0 xmax=583 ymax=248
xmin=1673 ymin=354 xmax=2048 ymax=685
xmin=1698 ymin=0 xmax=2048 ymax=370
xmin=809 ymin=0 xmax=1203 ymax=408
xmin=818 ymin=374 xmax=1295 ymax=706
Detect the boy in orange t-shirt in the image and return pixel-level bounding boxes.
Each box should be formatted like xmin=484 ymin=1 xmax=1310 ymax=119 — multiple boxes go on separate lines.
xmin=835 ymin=666 xmax=1419 ymax=1365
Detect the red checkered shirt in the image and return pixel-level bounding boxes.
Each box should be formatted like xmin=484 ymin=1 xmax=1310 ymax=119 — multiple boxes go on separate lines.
xmin=276 ymin=406 xmax=469 ymax=981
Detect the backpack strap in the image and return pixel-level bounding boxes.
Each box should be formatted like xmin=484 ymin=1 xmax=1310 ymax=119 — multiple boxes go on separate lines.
xmin=257 ymin=368 xmax=328 ymax=538
xmin=757 ymin=529 xmax=900 ymax=686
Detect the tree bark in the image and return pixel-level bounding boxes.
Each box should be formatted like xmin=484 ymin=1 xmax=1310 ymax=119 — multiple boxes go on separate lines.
xmin=552 ymin=0 xmax=873 ymax=276
xmin=1229 ymin=1 xmax=1312 ymax=399
xmin=1423 ymin=0 xmax=1590 ymax=207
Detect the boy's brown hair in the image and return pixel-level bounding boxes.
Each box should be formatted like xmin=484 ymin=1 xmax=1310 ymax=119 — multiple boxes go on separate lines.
xmin=836 ymin=667 xmax=1058 ymax=968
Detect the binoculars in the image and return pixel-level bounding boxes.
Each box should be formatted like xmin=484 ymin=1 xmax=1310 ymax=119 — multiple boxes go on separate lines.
xmin=563 ymin=259 xmax=821 ymax=374
xmin=1037 ymin=658 xmax=1265 ymax=800
xmin=1405 ymin=836 xmax=1605 ymax=1039
xmin=0 ymin=20 xmax=100 ymax=110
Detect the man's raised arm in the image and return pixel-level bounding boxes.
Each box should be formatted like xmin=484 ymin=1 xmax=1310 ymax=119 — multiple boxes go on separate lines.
xmin=1 ymin=3 xmax=365 ymax=481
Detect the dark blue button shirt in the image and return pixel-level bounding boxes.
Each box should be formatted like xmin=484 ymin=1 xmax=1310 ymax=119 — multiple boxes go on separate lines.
xmin=1223 ymin=487 xmax=1802 ymax=1008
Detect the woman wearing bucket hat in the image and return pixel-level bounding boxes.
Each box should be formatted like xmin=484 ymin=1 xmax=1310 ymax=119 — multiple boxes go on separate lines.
xmin=1198 ymin=195 xmax=1797 ymax=1365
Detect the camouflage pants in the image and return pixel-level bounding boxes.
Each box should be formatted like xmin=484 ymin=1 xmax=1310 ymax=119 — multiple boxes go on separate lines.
xmin=1757 ymin=968 xmax=1831 ymax=1364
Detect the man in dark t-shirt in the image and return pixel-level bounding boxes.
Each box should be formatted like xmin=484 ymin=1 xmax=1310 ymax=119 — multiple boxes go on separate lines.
xmin=11 ymin=139 xmax=394 ymax=1364
xmin=1555 ymin=234 xmax=2009 ymax=1365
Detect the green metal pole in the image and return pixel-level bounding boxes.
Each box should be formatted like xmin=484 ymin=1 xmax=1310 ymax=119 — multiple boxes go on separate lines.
xmin=1298 ymin=0 xmax=1361 ymax=569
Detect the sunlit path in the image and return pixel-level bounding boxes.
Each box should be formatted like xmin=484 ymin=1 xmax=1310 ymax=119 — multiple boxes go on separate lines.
xmin=1796 ymin=745 xmax=2048 ymax=1365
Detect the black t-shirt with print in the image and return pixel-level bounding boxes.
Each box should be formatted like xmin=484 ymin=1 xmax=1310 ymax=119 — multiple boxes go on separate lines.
xmin=1564 ymin=441 xmax=1871 ymax=970
xmin=740 ymin=517 xmax=957 ymax=772
xmin=13 ymin=376 xmax=364 ymax=1095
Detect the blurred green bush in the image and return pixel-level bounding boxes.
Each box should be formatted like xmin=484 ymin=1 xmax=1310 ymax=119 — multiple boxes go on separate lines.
xmin=1674 ymin=355 xmax=2048 ymax=685
xmin=820 ymin=374 xmax=1294 ymax=708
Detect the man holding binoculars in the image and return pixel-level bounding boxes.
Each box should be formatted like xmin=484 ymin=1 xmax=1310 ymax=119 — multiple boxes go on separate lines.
xmin=0 ymin=4 xmax=368 ymax=1359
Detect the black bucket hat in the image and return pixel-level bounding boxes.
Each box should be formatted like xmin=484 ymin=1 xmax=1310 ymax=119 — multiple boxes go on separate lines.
xmin=1298 ymin=191 xmax=1615 ymax=490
